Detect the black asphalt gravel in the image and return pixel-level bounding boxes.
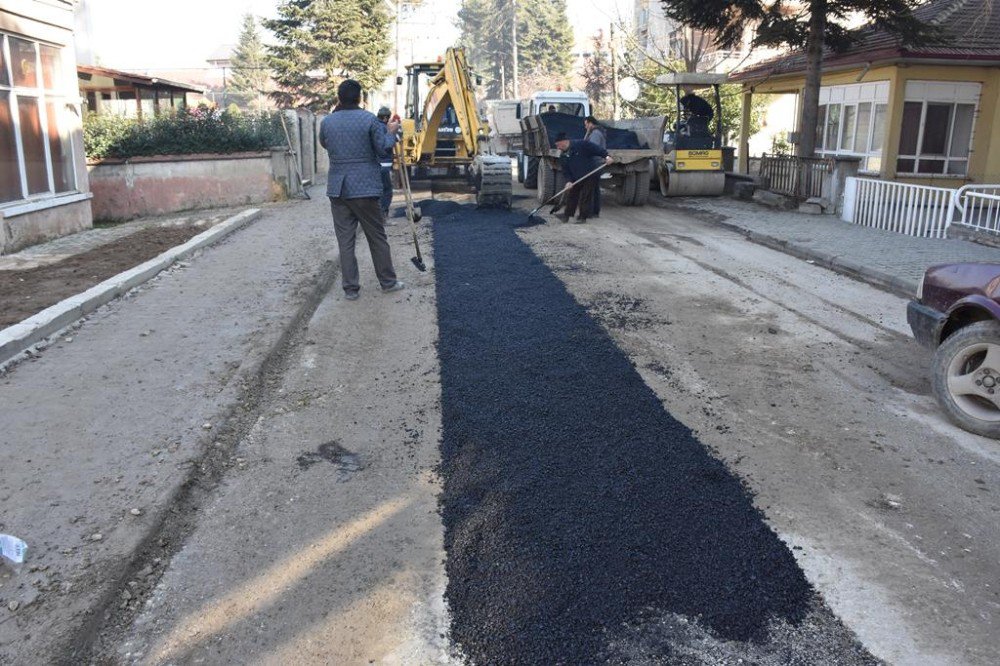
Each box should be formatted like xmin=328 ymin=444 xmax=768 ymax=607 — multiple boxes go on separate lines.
xmin=430 ymin=201 xmax=875 ymax=664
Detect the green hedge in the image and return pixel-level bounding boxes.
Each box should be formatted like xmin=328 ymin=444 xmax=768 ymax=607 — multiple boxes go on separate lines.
xmin=84 ymin=107 xmax=285 ymax=160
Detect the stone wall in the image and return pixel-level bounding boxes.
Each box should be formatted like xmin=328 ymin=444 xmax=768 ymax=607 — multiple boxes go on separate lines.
xmin=87 ymin=150 xmax=296 ymax=222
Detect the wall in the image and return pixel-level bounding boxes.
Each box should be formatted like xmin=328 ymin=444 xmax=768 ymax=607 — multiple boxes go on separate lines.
xmin=87 ymin=151 xmax=293 ymax=222
xmin=1 ymin=197 xmax=92 ymax=254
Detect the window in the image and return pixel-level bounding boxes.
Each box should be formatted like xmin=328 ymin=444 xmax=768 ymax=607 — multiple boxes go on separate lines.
xmin=896 ymin=81 xmax=979 ymax=176
xmin=814 ymin=81 xmax=889 ymax=172
xmin=0 ymin=32 xmax=77 ymax=204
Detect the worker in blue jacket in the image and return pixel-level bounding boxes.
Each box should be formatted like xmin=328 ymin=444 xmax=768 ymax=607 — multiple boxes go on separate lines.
xmin=553 ymin=132 xmax=613 ymax=223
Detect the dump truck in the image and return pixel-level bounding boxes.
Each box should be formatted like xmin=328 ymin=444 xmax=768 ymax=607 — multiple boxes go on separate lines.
xmin=397 ymin=48 xmax=512 ymax=207
xmin=520 ymin=112 xmax=666 ymax=206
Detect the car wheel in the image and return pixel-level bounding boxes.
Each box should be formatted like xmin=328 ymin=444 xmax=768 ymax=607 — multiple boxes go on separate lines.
xmin=932 ymin=320 xmax=1000 ymax=438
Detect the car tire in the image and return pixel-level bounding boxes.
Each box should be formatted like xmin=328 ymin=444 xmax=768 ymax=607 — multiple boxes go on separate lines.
xmin=931 ymin=320 xmax=1000 ymax=438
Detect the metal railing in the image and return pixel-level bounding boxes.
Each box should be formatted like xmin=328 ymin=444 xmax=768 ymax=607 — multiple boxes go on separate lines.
xmin=844 ymin=178 xmax=955 ymax=238
xmin=759 ymin=153 xmax=834 ymax=200
xmin=953 ymin=184 xmax=1000 ymax=234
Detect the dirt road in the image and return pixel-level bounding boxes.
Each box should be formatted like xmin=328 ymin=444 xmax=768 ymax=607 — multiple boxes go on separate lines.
xmin=3 ymin=190 xmax=996 ymax=664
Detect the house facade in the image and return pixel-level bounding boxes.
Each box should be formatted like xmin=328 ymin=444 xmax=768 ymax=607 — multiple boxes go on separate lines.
xmin=1 ymin=0 xmax=90 ymax=253
xmin=732 ymin=0 xmax=1000 ymax=187
xmin=78 ymin=64 xmax=200 ymax=117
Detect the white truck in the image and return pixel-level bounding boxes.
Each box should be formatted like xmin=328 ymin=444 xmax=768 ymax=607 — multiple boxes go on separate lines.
xmin=483 ymin=91 xmax=591 ymax=188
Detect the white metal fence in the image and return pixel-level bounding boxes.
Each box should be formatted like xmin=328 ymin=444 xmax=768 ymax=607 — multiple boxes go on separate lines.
xmin=953 ymin=185 xmax=1000 ymax=233
xmin=842 ymin=177 xmax=956 ymax=238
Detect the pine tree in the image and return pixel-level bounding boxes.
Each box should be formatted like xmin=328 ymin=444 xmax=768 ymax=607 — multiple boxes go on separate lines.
xmin=458 ymin=0 xmax=574 ymax=99
xmin=230 ymin=14 xmax=270 ymax=108
xmin=263 ymin=0 xmax=392 ymax=110
xmin=660 ymin=0 xmax=943 ymax=156
xmin=580 ymin=33 xmax=612 ymax=117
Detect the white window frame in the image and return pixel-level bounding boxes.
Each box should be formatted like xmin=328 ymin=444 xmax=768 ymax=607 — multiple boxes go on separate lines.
xmin=0 ymin=31 xmax=78 ymax=207
xmin=895 ymin=81 xmax=980 ymax=177
xmin=815 ymin=81 xmax=890 ymax=174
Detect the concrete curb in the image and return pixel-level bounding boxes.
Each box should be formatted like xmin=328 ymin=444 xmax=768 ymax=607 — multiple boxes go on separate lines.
xmin=0 ymin=208 xmax=262 ymax=366
xmin=698 ymin=214 xmax=919 ymax=299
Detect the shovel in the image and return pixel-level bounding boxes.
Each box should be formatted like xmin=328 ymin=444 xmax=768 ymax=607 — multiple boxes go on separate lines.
xmin=394 ymin=142 xmax=426 ymax=272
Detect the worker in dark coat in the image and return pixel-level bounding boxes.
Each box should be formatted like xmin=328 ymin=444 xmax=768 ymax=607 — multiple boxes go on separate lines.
xmin=319 ymin=80 xmax=405 ymax=300
xmin=553 ymin=132 xmax=613 ymax=224
xmin=680 ymin=92 xmax=714 ymax=137
xmin=376 ymin=106 xmax=395 ymax=220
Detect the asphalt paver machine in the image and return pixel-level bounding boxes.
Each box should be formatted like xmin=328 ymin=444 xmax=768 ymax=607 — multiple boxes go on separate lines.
xmin=655 ymin=72 xmax=728 ymax=197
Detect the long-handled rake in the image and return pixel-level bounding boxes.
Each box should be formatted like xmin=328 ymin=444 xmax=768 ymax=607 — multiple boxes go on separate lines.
xmin=525 ymin=162 xmax=609 ymax=224
xmin=394 ymin=143 xmax=427 ymax=272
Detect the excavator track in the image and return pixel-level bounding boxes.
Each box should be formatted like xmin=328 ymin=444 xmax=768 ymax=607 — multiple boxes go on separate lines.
xmin=474 ymin=155 xmax=513 ymax=208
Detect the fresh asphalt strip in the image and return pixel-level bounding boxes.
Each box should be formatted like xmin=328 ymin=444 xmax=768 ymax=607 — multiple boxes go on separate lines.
xmin=429 ymin=201 xmax=877 ymax=664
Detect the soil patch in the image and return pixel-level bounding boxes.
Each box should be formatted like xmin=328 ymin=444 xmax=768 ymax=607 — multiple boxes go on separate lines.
xmin=0 ymin=226 xmax=202 ymax=327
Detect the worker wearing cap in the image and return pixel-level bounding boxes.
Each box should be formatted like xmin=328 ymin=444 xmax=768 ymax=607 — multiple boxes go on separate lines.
xmin=553 ymin=132 xmax=612 ymax=224
xmin=319 ymin=80 xmax=404 ymax=300
xmin=376 ymin=106 xmax=395 ymax=221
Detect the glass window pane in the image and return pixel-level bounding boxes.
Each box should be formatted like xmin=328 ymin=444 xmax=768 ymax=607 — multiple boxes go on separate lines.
xmin=17 ymin=97 xmax=49 ymax=194
xmin=918 ymin=159 xmax=945 ymax=174
xmin=9 ymin=37 xmax=38 ymax=88
xmin=0 ymin=91 xmax=23 ymax=202
xmin=40 ymin=45 xmax=63 ymax=91
xmin=840 ymin=105 xmax=856 ymax=151
xmin=899 ymin=102 xmax=922 ymax=155
xmin=897 ymin=158 xmax=916 ymax=173
xmin=854 ymin=102 xmax=872 ymax=153
xmin=949 ymin=104 xmax=975 ymax=159
xmin=947 ymin=160 xmax=968 ymax=176
xmin=825 ymin=104 xmax=841 ymax=152
xmin=46 ymin=100 xmax=74 ymax=192
xmin=815 ymin=104 xmax=826 ymax=151
xmin=0 ymin=36 xmax=9 ymax=87
xmin=921 ymin=103 xmax=952 ymax=155
xmin=871 ymin=104 xmax=887 ymax=151
xmin=140 ymin=89 xmax=155 ymax=118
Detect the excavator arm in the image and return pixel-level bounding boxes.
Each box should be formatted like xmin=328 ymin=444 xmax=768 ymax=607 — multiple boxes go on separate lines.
xmin=399 ymin=48 xmax=512 ymax=207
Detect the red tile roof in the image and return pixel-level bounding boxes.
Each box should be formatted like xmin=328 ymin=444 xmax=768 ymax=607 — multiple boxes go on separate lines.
xmin=731 ymin=0 xmax=1000 ymax=83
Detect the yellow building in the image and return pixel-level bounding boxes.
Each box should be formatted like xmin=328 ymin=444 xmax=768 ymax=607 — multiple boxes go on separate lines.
xmin=732 ymin=0 xmax=1000 ymax=188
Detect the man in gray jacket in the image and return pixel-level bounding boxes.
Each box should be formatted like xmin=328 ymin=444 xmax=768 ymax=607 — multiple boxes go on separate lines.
xmin=319 ymin=80 xmax=404 ymax=300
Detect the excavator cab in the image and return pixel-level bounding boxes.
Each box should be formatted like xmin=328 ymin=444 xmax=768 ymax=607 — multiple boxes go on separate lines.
xmin=396 ymin=48 xmax=512 ymax=207
xmin=655 ymin=72 xmax=728 ymax=197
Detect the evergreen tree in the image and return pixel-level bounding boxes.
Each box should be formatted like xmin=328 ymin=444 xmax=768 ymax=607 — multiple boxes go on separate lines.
xmin=580 ymin=33 xmax=612 ymax=117
xmin=264 ymin=0 xmax=392 ymax=110
xmin=230 ymin=14 xmax=270 ymax=108
xmin=458 ymin=0 xmax=574 ymax=99
xmin=660 ymin=0 xmax=943 ymax=156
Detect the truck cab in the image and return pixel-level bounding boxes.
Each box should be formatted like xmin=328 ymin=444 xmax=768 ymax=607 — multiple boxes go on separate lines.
xmin=515 ymin=91 xmax=591 ymax=185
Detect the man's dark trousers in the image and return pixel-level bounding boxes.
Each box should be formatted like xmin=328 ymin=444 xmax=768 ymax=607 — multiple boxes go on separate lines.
xmin=564 ymin=175 xmax=599 ymax=220
xmin=329 ymin=196 xmax=397 ymax=294
xmin=379 ymin=166 xmax=393 ymax=214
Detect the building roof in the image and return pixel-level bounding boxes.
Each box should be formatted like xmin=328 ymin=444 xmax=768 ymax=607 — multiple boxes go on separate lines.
xmin=77 ymin=65 xmax=204 ymax=93
xmin=731 ymin=0 xmax=1000 ymax=83
xmin=206 ymin=44 xmax=236 ymax=65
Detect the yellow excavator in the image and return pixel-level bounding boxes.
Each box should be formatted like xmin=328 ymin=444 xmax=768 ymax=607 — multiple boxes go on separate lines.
xmin=397 ymin=47 xmax=512 ymax=207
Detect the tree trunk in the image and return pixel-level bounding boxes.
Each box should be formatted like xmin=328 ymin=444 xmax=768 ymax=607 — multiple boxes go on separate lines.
xmin=798 ymin=0 xmax=826 ymax=158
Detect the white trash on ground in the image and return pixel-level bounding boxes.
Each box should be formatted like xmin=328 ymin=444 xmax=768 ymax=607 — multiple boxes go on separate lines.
xmin=1 ymin=534 xmax=28 ymax=565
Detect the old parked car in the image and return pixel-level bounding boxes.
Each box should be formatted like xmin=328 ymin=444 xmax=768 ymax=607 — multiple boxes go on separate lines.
xmin=908 ymin=263 xmax=1000 ymax=438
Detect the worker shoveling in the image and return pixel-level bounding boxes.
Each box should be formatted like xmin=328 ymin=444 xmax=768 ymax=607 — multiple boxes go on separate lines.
xmin=524 ymin=161 xmax=612 ymax=226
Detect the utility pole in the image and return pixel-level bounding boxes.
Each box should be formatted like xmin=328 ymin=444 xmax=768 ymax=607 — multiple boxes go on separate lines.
xmin=394 ymin=0 xmax=401 ymax=114
xmin=511 ymin=0 xmax=519 ymax=99
xmin=610 ymin=24 xmax=619 ymax=120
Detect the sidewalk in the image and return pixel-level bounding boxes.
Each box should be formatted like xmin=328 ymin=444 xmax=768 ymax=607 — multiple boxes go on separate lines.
xmin=0 ymin=190 xmax=341 ymax=664
xmin=658 ymin=196 xmax=1000 ymax=297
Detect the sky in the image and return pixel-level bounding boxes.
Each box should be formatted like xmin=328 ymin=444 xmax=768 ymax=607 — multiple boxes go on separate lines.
xmin=83 ymin=0 xmax=633 ymax=72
